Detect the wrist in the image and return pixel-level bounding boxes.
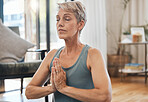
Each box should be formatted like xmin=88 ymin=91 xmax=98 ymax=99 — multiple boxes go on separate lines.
xmin=58 ymin=85 xmax=69 ymax=93
xmin=47 ymin=84 xmax=56 ymax=93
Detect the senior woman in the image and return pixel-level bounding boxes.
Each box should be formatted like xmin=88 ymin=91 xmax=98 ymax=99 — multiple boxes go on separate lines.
xmin=25 ymin=1 xmax=112 ymax=102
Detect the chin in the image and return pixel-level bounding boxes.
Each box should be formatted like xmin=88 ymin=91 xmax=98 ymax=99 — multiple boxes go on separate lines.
xmin=59 ymin=37 xmax=65 ymax=39
xmin=58 ymin=35 xmax=66 ymax=39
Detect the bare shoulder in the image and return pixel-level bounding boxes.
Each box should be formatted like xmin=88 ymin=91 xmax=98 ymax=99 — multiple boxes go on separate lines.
xmin=46 ymin=49 xmax=58 ymax=58
xmin=88 ymin=47 xmax=102 ymax=60
xmin=87 ymin=47 xmax=104 ymax=70
xmin=41 ymin=49 xmax=58 ymax=68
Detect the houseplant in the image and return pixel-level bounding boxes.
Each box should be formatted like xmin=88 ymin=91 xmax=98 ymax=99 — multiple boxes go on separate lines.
xmin=117 ymin=0 xmax=130 ymax=55
xmin=144 ymin=24 xmax=148 ymax=41
xmin=107 ymin=0 xmax=131 ymax=77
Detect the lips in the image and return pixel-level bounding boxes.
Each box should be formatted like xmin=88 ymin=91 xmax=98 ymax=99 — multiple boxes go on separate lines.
xmin=58 ymin=29 xmax=66 ymax=31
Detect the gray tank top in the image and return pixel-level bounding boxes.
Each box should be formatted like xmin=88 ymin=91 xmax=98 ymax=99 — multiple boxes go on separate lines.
xmin=49 ymin=44 xmax=94 ymax=102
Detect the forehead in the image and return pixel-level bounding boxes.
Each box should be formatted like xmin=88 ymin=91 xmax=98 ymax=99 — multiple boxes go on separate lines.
xmin=57 ymin=8 xmax=74 ymax=17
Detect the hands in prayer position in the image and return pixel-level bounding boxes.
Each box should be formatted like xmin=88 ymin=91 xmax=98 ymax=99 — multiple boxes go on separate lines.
xmin=50 ymin=58 xmax=67 ymax=92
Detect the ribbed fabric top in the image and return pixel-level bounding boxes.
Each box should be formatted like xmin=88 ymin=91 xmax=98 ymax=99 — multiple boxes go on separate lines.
xmin=49 ymin=44 xmax=94 ymax=102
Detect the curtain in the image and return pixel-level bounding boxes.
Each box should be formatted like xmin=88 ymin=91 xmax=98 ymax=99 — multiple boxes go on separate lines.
xmin=122 ymin=0 xmax=148 ymax=64
xmin=77 ymin=0 xmax=107 ymax=61
xmin=24 ymin=0 xmax=34 ymax=43
xmin=24 ymin=0 xmax=39 ymax=61
xmin=123 ymin=0 xmax=147 ymax=30
xmin=106 ymin=0 xmax=125 ymax=55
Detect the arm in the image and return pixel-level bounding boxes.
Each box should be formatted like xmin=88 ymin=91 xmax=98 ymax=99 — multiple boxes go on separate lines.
xmin=53 ymin=48 xmax=112 ymax=102
xmin=25 ymin=49 xmax=57 ymax=99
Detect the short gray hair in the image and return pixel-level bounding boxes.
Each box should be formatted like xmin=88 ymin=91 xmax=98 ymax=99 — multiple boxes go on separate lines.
xmin=58 ymin=1 xmax=87 ymax=26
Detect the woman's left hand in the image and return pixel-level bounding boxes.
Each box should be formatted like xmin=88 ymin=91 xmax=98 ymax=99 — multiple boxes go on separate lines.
xmin=53 ymin=58 xmax=67 ymax=92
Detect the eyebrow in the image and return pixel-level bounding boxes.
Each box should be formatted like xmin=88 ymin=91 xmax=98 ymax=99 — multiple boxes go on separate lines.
xmin=56 ymin=13 xmax=72 ymax=17
xmin=64 ymin=13 xmax=72 ymax=16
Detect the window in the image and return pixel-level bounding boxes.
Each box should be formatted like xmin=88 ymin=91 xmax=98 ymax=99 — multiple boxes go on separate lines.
xmin=4 ymin=0 xmax=25 ymax=38
xmin=4 ymin=15 xmax=8 ymax=21
xmin=11 ymin=14 xmax=17 ymax=20
xmin=39 ymin=0 xmax=46 ymax=49
xmin=3 ymin=0 xmax=67 ymax=54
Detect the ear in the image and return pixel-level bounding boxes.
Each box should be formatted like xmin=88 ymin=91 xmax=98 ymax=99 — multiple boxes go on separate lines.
xmin=78 ymin=20 xmax=85 ymax=31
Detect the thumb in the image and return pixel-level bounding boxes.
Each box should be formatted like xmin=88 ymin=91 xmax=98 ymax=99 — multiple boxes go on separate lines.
xmin=52 ymin=67 xmax=56 ymax=81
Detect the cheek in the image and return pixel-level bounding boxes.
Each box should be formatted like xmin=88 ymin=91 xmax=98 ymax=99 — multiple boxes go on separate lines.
xmin=56 ymin=23 xmax=58 ymax=29
xmin=67 ymin=23 xmax=78 ymax=33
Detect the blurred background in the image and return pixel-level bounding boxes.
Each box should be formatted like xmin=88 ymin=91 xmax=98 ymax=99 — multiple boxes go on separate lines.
xmin=0 ymin=0 xmax=148 ymax=102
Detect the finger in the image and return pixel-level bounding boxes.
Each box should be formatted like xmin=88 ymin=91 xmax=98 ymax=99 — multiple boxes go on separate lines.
xmin=62 ymin=70 xmax=66 ymax=75
xmin=54 ymin=67 xmax=59 ymax=75
xmin=57 ymin=59 xmax=63 ymax=71
xmin=52 ymin=66 xmax=55 ymax=72
xmin=54 ymin=57 xmax=59 ymax=60
xmin=53 ymin=68 xmax=57 ymax=83
xmin=53 ymin=57 xmax=58 ymax=67
xmin=53 ymin=60 xmax=56 ymax=67
xmin=54 ymin=57 xmax=58 ymax=64
xmin=52 ymin=66 xmax=55 ymax=73
xmin=50 ymin=67 xmax=55 ymax=84
xmin=52 ymin=72 xmax=54 ymax=84
xmin=52 ymin=67 xmax=57 ymax=77
xmin=51 ymin=67 xmax=55 ymax=78
xmin=55 ymin=60 xmax=61 ymax=73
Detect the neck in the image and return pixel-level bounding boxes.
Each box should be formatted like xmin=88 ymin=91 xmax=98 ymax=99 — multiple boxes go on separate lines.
xmin=63 ymin=34 xmax=83 ymax=55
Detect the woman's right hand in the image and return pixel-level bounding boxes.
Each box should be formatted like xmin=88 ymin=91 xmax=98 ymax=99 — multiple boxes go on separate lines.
xmin=50 ymin=67 xmax=57 ymax=92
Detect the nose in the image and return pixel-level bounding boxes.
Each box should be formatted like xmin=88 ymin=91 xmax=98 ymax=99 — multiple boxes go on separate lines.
xmin=57 ymin=19 xmax=64 ymax=27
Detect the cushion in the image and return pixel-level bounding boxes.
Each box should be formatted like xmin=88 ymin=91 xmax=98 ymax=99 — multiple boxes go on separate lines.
xmin=0 ymin=61 xmax=41 ymax=79
xmin=0 ymin=19 xmax=35 ymax=63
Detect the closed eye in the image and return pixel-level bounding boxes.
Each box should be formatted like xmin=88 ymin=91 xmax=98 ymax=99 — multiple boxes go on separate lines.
xmin=56 ymin=15 xmax=60 ymax=21
xmin=64 ymin=16 xmax=71 ymax=21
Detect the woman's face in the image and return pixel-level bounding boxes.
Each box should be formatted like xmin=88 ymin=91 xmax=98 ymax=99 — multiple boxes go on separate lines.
xmin=56 ymin=8 xmax=80 ymax=39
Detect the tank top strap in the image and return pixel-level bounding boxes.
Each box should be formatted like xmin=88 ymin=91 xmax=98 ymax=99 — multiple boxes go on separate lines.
xmin=82 ymin=44 xmax=90 ymax=60
xmin=76 ymin=44 xmax=90 ymax=72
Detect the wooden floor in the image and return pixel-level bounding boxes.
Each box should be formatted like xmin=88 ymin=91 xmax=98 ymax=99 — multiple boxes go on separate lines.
xmin=111 ymin=76 xmax=148 ymax=102
xmin=0 ymin=78 xmax=46 ymax=102
xmin=0 ymin=76 xmax=148 ymax=102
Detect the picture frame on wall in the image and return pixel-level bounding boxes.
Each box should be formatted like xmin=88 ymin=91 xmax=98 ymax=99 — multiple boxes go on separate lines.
xmin=130 ymin=27 xmax=145 ymax=42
